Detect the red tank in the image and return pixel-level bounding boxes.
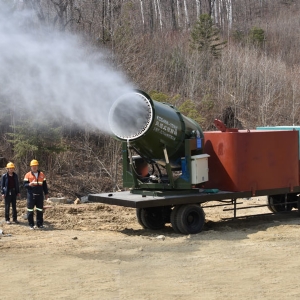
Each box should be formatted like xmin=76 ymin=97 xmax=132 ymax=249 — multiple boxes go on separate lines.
xmin=203 ymin=130 xmax=299 ymax=194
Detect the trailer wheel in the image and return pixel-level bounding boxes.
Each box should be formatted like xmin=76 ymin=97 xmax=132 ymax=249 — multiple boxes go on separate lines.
xmin=266 ymin=196 xmax=276 ymax=213
xmin=140 ymin=207 xmax=166 ymax=230
xmin=287 ymin=193 xmax=299 ymax=209
xmin=267 ymin=195 xmax=293 ymax=213
xmin=175 ymin=204 xmax=205 ymax=235
xmin=170 ymin=205 xmax=182 ymax=233
xmin=136 ymin=208 xmax=147 ymax=229
xmin=163 ymin=206 xmax=172 ymax=224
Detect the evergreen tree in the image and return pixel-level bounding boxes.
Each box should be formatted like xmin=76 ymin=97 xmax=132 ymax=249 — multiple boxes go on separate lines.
xmin=179 ymin=100 xmax=204 ymax=125
xmin=7 ymin=119 xmax=66 ymax=167
xmin=190 ymin=14 xmax=226 ymax=58
xmin=249 ymin=26 xmax=265 ymax=47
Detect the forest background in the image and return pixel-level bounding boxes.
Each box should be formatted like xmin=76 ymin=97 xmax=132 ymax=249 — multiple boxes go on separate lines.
xmin=1 ymin=0 xmax=299 ymax=199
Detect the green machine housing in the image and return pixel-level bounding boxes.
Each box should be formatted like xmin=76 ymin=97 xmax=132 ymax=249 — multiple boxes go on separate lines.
xmin=108 ymin=90 xmax=209 ymax=194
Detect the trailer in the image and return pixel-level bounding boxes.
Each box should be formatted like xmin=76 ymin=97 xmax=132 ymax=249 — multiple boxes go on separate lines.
xmin=88 ymin=90 xmax=300 ymax=234
xmin=89 ymin=188 xmax=300 ymax=234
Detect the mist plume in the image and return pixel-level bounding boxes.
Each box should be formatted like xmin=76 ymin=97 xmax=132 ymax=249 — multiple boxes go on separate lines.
xmin=0 ymin=2 xmax=134 ymax=133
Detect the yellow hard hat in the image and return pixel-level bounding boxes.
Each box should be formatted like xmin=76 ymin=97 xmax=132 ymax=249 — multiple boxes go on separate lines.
xmin=6 ymin=162 xmax=15 ymax=169
xmin=30 ymin=159 xmax=39 ymax=166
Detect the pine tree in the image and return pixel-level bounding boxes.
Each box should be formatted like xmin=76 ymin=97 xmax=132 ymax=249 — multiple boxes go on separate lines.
xmin=190 ymin=14 xmax=226 ymax=58
xmin=249 ymin=26 xmax=265 ymax=47
xmin=7 ymin=120 xmax=66 ymax=167
xmin=179 ymin=100 xmax=204 ymax=126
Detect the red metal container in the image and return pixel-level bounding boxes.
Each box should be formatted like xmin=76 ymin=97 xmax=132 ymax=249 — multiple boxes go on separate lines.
xmin=203 ymin=130 xmax=299 ymax=193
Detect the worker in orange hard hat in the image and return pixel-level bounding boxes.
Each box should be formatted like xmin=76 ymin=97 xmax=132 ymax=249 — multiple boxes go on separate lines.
xmin=24 ymin=159 xmax=49 ymax=230
xmin=1 ymin=162 xmax=21 ymax=224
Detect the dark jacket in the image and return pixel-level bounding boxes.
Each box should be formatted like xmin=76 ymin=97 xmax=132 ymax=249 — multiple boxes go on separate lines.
xmin=1 ymin=172 xmax=20 ymax=196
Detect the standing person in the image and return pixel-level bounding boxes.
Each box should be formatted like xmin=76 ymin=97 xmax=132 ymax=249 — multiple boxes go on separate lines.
xmin=24 ymin=159 xmax=49 ymax=230
xmin=1 ymin=162 xmax=20 ymax=224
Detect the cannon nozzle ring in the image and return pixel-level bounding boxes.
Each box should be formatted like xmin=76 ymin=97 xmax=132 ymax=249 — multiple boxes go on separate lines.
xmin=109 ymin=91 xmax=153 ymax=140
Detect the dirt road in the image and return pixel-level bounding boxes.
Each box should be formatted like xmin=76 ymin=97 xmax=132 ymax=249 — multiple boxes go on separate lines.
xmin=1 ymin=198 xmax=300 ymax=300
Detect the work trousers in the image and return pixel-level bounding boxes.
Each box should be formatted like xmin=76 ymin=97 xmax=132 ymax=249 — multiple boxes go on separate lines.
xmin=27 ymin=193 xmax=44 ymax=227
xmin=5 ymin=189 xmax=17 ymax=221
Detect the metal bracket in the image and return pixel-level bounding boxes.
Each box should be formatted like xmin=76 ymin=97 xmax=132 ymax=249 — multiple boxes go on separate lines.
xmin=163 ymin=146 xmax=175 ymax=188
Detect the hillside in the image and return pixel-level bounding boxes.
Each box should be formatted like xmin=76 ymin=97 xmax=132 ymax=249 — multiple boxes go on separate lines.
xmin=0 ymin=0 xmax=300 ymax=195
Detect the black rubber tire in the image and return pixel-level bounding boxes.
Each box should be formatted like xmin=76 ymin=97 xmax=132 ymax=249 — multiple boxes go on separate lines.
xmin=267 ymin=194 xmax=293 ymax=213
xmin=136 ymin=208 xmax=146 ymax=228
xmin=140 ymin=207 xmax=166 ymax=230
xmin=266 ymin=196 xmax=276 ymax=213
xmin=163 ymin=206 xmax=172 ymax=224
xmin=170 ymin=205 xmax=182 ymax=233
xmin=175 ymin=204 xmax=205 ymax=235
xmin=287 ymin=193 xmax=299 ymax=209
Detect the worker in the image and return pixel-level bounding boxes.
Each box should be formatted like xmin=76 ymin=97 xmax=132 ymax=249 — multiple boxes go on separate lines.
xmin=24 ymin=159 xmax=49 ymax=230
xmin=1 ymin=162 xmax=20 ymax=224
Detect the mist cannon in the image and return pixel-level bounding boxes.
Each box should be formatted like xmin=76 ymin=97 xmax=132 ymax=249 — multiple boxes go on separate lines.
xmin=90 ymin=93 xmax=300 ymax=235
xmin=109 ymin=90 xmax=204 ymax=163
xmin=109 ymin=90 xmax=209 ymax=191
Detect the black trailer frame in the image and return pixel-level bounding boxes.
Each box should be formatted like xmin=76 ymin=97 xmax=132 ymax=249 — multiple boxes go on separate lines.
xmin=88 ymin=187 xmax=299 ymax=208
xmin=88 ymin=186 xmax=300 ymax=234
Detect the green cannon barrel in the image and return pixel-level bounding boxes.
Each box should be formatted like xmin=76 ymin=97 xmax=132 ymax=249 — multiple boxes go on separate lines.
xmin=108 ymin=90 xmax=204 ymax=164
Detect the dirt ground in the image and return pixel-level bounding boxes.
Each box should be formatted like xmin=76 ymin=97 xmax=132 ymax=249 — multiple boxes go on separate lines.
xmin=1 ymin=196 xmax=300 ymax=300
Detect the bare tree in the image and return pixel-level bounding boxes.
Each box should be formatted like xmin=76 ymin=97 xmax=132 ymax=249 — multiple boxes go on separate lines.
xmin=156 ymin=0 xmax=163 ymax=31
xmin=176 ymin=0 xmax=181 ymax=28
xmin=183 ymin=0 xmax=190 ymax=28
xmin=140 ymin=0 xmax=145 ymax=27
xmin=170 ymin=0 xmax=177 ymax=30
xmin=196 ymin=0 xmax=201 ymax=18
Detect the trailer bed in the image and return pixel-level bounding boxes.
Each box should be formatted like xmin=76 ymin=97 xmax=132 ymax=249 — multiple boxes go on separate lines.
xmin=88 ymin=187 xmax=299 ymax=208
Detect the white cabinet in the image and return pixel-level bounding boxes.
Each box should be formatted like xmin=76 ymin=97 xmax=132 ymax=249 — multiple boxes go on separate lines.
xmin=191 ymin=154 xmax=210 ymax=184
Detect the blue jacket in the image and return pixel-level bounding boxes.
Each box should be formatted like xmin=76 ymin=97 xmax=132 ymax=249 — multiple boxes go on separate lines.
xmin=1 ymin=172 xmax=20 ymax=196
